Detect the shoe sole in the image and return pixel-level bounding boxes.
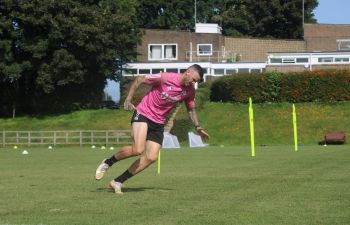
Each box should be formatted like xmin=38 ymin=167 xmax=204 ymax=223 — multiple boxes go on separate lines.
xmin=95 ymin=173 xmax=104 ymax=180
xmin=95 ymin=159 xmax=108 ymax=180
xmin=109 ymin=181 xmax=123 ymax=194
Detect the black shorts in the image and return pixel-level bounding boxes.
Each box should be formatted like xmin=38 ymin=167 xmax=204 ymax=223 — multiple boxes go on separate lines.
xmin=131 ymin=111 xmax=164 ymax=145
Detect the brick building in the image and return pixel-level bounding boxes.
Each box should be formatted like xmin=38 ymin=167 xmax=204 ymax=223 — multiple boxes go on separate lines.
xmin=304 ymin=23 xmax=350 ymax=51
xmin=124 ymin=23 xmax=350 ymax=78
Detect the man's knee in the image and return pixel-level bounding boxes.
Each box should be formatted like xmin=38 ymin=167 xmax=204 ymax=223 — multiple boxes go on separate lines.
xmin=146 ymin=153 xmax=158 ymax=163
xmin=132 ymin=146 xmax=144 ymax=155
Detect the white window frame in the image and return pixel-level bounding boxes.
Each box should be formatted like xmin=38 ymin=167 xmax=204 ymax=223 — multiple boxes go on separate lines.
xmin=318 ymin=57 xmax=333 ymax=63
xmin=296 ymin=58 xmax=309 ymax=63
xmin=270 ymin=58 xmax=282 ymax=64
xmin=282 ymin=58 xmax=296 ymax=64
xmin=334 ymin=57 xmax=350 ymax=62
xmin=148 ymin=44 xmax=177 ymax=61
xmin=197 ymin=44 xmax=213 ymax=56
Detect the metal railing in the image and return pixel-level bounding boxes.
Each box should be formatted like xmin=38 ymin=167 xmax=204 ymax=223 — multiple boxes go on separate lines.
xmin=186 ymin=51 xmax=237 ymax=63
xmin=0 ymin=130 xmax=132 ymax=147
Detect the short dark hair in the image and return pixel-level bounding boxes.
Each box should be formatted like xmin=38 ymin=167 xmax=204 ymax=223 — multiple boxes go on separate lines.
xmin=188 ymin=64 xmax=204 ymax=82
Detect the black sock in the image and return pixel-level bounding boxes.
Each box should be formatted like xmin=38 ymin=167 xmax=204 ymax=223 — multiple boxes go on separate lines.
xmin=104 ymin=155 xmax=118 ymax=167
xmin=115 ymin=170 xmax=133 ymax=183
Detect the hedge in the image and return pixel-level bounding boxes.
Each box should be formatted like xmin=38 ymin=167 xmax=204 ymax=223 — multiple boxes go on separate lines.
xmin=210 ymin=70 xmax=350 ymax=103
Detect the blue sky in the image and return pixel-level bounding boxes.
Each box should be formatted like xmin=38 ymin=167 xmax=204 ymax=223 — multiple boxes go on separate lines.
xmin=314 ymin=0 xmax=350 ymax=24
xmin=104 ymin=80 xmax=120 ymax=102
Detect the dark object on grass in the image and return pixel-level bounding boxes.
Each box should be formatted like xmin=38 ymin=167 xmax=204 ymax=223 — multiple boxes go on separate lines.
xmin=319 ymin=131 xmax=346 ymax=145
xmin=101 ymin=100 xmax=119 ymax=109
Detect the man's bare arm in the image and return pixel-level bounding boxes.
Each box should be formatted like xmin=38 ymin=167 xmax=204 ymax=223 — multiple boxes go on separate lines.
xmin=187 ymin=108 xmax=209 ymax=140
xmin=124 ymin=76 xmax=146 ymax=111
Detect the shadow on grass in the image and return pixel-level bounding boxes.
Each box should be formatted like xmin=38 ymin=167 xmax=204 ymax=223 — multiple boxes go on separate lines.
xmin=93 ymin=187 xmax=173 ymax=193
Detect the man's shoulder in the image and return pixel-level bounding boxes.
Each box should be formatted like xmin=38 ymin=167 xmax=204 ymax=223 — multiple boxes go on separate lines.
xmin=162 ymin=72 xmax=180 ymax=78
xmin=161 ymin=72 xmax=180 ymax=83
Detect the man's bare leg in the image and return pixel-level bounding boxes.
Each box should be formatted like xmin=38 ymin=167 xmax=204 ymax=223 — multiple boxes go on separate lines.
xmin=109 ymin=140 xmax=161 ymax=193
xmin=128 ymin=140 xmax=161 ymax=175
xmin=95 ymin=122 xmax=147 ymax=180
xmin=115 ymin=122 xmax=148 ymax=160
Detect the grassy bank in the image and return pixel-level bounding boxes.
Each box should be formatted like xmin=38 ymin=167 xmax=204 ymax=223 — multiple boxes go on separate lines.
xmin=174 ymin=101 xmax=350 ymax=146
xmin=1 ymin=102 xmax=350 ymax=145
xmin=0 ymin=109 xmax=132 ymax=131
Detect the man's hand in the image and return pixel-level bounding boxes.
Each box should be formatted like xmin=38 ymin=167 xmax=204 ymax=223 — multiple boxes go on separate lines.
xmin=123 ymin=99 xmax=136 ymax=111
xmin=196 ymin=127 xmax=209 ymax=140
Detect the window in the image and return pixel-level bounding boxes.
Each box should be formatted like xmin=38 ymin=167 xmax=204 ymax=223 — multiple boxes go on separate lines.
xmin=335 ymin=58 xmax=350 ymax=62
xmin=270 ymin=58 xmax=282 ymax=63
xmin=318 ymin=57 xmax=333 ymax=63
xmin=282 ymin=58 xmax=295 ymax=64
xmin=226 ymin=69 xmax=236 ymax=74
xmin=164 ymin=45 xmax=176 ymax=59
xmin=238 ymin=68 xmax=250 ymax=74
xmin=251 ymin=69 xmax=262 ymax=73
xmin=336 ymin=39 xmax=350 ymax=51
xmin=123 ymin=69 xmax=137 ymax=75
xmin=152 ymin=69 xmax=163 ymax=74
xmin=149 ymin=45 xmax=162 ymax=60
xmin=271 ymin=57 xmax=308 ymax=64
xmin=214 ymin=69 xmax=225 ymax=75
xmin=197 ymin=44 xmax=212 ymax=56
xmin=166 ymin=68 xmax=178 ymax=73
xmin=296 ymin=58 xmax=309 ymax=63
xmin=149 ymin=44 xmax=177 ymax=60
xmin=139 ymin=69 xmax=151 ymax=74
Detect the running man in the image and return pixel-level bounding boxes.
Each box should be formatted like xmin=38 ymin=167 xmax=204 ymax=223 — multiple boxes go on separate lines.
xmin=95 ymin=64 xmax=209 ymax=194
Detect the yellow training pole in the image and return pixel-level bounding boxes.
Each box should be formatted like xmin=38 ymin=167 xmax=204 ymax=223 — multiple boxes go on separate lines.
xmin=292 ymin=104 xmax=298 ymax=152
xmin=249 ymin=97 xmax=255 ymax=157
xmin=157 ymin=150 xmax=161 ymax=174
xmin=158 ymin=72 xmax=163 ymax=175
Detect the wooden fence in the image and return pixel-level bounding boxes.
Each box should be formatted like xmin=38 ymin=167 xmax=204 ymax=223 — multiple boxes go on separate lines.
xmin=0 ymin=130 xmax=132 ymax=147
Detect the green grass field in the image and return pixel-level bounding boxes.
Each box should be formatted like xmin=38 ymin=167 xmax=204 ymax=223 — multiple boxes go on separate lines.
xmin=1 ymin=145 xmax=349 ymax=225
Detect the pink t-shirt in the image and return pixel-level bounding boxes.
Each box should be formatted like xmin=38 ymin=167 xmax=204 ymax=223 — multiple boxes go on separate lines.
xmin=136 ymin=72 xmax=195 ymax=124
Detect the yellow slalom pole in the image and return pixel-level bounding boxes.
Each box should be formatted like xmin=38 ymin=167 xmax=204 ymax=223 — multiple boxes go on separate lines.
xmin=157 ymin=149 xmax=161 ymax=174
xmin=157 ymin=70 xmax=163 ymax=175
xmin=249 ymin=97 xmax=255 ymax=157
xmin=292 ymin=104 xmax=298 ymax=152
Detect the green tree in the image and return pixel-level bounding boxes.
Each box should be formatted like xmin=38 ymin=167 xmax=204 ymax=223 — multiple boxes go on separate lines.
xmin=136 ymin=0 xmax=318 ymax=38
xmin=136 ymin=0 xmax=215 ymax=30
xmin=0 ymin=0 xmax=140 ymax=116
xmin=213 ymin=0 xmax=318 ymax=38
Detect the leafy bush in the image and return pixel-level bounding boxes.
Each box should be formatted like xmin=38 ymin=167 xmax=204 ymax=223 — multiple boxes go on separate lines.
xmin=195 ymin=82 xmax=211 ymax=110
xmin=210 ymin=70 xmax=350 ymax=103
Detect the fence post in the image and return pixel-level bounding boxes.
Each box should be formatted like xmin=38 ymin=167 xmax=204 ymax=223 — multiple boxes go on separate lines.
xmin=28 ymin=131 xmax=31 ymax=146
xmin=80 ymin=131 xmax=82 ymax=147
xmin=54 ymin=131 xmax=56 ymax=146
xmin=106 ymin=131 xmax=108 ymax=146
xmin=2 ymin=131 xmax=5 ymax=147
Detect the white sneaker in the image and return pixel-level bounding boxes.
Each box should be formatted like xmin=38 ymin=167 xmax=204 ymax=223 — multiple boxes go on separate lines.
xmin=109 ymin=180 xmax=123 ymax=194
xmin=95 ymin=159 xmax=109 ymax=180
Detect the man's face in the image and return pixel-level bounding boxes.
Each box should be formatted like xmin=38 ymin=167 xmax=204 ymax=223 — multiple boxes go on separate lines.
xmin=182 ymin=69 xmax=201 ymax=86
